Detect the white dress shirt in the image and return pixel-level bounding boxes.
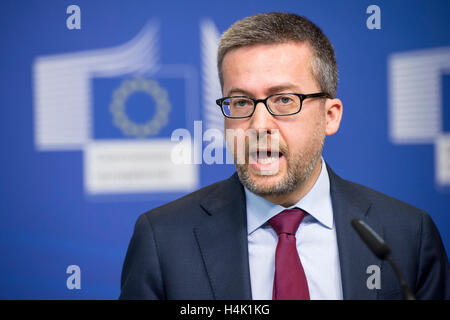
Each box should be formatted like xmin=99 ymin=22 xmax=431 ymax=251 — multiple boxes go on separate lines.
xmin=246 ymin=158 xmax=343 ymax=300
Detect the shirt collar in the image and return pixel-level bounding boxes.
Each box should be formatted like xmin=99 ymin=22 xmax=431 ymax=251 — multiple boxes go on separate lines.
xmin=245 ymin=158 xmax=334 ymax=235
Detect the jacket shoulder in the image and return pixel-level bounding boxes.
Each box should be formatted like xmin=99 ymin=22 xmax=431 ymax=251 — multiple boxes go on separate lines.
xmin=139 ymin=173 xmax=240 ymax=226
xmin=329 ymin=166 xmax=427 ymax=220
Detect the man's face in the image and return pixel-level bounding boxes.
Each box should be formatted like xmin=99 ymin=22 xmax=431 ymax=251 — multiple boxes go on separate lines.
xmin=222 ymin=41 xmax=331 ymax=200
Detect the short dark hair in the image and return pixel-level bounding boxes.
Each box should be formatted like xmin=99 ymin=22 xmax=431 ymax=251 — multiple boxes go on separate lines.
xmin=217 ymin=12 xmax=338 ymax=98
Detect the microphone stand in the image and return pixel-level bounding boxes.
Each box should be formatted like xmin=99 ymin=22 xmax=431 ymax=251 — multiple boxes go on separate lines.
xmin=351 ymin=218 xmax=416 ymax=300
xmin=385 ymin=254 xmax=416 ymax=300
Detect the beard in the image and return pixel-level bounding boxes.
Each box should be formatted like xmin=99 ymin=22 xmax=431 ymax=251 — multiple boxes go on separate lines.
xmin=233 ymin=117 xmax=326 ymax=198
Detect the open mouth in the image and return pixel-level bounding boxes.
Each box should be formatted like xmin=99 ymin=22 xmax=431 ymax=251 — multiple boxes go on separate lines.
xmin=248 ymin=149 xmax=284 ymax=175
xmin=250 ymin=150 xmax=282 ymax=164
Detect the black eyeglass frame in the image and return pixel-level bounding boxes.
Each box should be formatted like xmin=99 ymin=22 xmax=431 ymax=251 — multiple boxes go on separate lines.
xmin=215 ymin=92 xmax=330 ymax=119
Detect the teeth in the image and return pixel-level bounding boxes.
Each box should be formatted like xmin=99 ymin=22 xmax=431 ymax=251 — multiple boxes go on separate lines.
xmin=249 ymin=150 xmax=282 ymax=165
xmin=257 ymin=156 xmax=279 ymax=164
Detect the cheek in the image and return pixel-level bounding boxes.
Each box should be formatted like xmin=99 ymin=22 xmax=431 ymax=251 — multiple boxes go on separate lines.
xmin=224 ymin=118 xmax=233 ymax=130
xmin=224 ymin=120 xmax=249 ymax=156
xmin=224 ymin=118 xmax=248 ymax=131
xmin=280 ymin=120 xmax=322 ymax=155
xmin=224 ymin=119 xmax=250 ymax=146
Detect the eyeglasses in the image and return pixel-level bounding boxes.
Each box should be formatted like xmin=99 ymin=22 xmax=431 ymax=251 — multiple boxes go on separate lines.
xmin=216 ymin=92 xmax=329 ymax=119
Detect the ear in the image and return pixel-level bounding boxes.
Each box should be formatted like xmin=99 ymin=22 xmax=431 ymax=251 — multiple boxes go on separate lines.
xmin=324 ymin=98 xmax=343 ymax=136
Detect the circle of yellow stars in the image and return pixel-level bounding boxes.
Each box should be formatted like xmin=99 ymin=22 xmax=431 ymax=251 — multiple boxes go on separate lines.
xmin=110 ymin=77 xmax=171 ymax=138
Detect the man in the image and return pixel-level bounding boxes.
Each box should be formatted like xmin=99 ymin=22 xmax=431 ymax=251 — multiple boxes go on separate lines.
xmin=119 ymin=12 xmax=449 ymax=300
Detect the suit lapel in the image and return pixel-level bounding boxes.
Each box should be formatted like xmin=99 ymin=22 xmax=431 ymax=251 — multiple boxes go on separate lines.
xmin=328 ymin=165 xmax=384 ymax=300
xmin=194 ymin=173 xmax=252 ymax=300
xmin=194 ymin=167 xmax=386 ymax=300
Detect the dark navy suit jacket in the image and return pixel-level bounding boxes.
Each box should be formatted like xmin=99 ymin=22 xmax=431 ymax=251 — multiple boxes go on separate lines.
xmin=119 ymin=165 xmax=449 ymax=300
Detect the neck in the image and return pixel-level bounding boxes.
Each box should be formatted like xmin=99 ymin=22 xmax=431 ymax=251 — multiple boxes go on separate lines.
xmin=264 ymin=158 xmax=323 ymax=207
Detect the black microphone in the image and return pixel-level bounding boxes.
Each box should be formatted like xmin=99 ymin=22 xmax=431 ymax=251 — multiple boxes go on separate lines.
xmin=351 ymin=218 xmax=416 ymax=300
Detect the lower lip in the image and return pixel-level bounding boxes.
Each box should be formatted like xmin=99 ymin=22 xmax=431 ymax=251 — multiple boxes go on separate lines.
xmin=249 ymin=154 xmax=284 ymax=174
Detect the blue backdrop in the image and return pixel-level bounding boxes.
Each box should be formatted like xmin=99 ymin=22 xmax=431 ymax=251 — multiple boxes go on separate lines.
xmin=1 ymin=0 xmax=449 ymax=299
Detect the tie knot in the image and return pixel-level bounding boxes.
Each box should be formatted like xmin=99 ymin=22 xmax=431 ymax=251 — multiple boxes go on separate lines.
xmin=269 ymin=208 xmax=307 ymax=236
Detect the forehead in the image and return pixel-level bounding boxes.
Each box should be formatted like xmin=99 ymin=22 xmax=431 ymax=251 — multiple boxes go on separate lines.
xmin=221 ymin=41 xmax=317 ymax=95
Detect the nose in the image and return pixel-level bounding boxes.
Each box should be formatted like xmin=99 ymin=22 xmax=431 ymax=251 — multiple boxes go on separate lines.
xmin=248 ymin=101 xmax=276 ymax=132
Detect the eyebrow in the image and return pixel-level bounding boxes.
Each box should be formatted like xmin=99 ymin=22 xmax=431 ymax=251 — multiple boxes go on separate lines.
xmin=226 ymin=83 xmax=302 ymax=97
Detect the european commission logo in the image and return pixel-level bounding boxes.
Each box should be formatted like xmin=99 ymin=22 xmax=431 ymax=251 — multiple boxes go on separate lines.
xmin=32 ymin=20 xmax=224 ymax=197
xmin=389 ymin=46 xmax=450 ymax=188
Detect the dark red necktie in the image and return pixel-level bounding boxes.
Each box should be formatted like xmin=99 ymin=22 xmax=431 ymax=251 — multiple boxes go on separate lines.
xmin=269 ymin=208 xmax=310 ymax=300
